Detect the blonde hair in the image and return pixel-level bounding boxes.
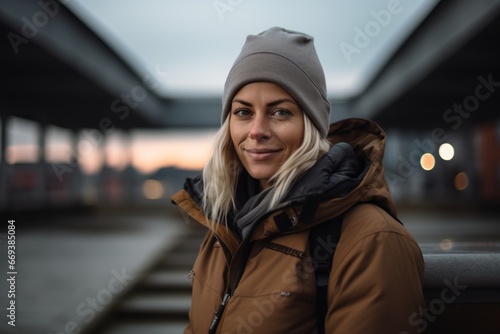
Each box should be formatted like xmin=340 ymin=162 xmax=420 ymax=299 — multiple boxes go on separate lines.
xmin=202 ymin=113 xmax=331 ymax=229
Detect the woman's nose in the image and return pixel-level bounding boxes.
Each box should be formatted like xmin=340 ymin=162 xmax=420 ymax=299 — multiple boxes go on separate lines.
xmin=248 ymin=113 xmax=271 ymax=140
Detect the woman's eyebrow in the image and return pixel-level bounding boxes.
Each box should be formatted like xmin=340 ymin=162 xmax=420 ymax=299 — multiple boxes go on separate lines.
xmin=232 ymin=99 xmax=252 ymax=106
xmin=232 ymin=98 xmax=297 ymax=107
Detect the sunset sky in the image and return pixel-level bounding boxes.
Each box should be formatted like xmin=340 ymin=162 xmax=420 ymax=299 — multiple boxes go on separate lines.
xmin=5 ymin=117 xmax=217 ymax=174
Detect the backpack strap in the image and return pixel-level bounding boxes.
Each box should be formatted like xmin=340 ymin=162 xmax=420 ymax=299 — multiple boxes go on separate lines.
xmin=309 ymin=214 xmax=343 ymax=334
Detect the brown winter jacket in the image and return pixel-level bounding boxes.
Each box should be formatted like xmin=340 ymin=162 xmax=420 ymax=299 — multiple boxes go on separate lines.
xmin=171 ymin=118 xmax=425 ymax=333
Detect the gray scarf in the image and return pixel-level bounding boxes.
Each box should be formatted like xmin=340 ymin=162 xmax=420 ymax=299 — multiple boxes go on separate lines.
xmin=231 ymin=142 xmax=365 ymax=240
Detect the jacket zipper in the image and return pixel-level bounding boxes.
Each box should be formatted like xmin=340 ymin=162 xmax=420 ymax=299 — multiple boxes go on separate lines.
xmin=208 ymin=242 xmax=252 ymax=333
xmin=207 ymin=234 xmax=234 ymax=334
xmin=208 ymin=292 xmax=231 ymax=334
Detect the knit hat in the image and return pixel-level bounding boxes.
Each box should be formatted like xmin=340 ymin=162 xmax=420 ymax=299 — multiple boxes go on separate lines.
xmin=222 ymin=27 xmax=330 ymax=137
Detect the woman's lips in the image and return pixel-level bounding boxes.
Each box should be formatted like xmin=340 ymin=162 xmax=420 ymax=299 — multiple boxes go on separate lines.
xmin=245 ymin=149 xmax=281 ymax=161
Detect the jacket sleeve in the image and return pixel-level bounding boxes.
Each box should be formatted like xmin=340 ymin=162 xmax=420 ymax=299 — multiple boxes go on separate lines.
xmin=326 ymin=230 xmax=425 ymax=334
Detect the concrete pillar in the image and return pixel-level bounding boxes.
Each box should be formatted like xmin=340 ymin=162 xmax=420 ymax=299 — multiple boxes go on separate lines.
xmin=37 ymin=118 xmax=48 ymax=208
xmin=71 ymin=129 xmax=80 ymax=203
xmin=122 ymin=130 xmax=135 ymax=202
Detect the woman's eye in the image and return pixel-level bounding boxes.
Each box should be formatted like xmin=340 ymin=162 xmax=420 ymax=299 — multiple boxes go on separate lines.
xmin=233 ymin=109 xmax=251 ymax=117
xmin=273 ymin=109 xmax=292 ymax=117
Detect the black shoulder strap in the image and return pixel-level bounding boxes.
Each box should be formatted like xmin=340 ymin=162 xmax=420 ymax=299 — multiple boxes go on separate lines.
xmin=309 ymin=214 xmax=343 ymax=334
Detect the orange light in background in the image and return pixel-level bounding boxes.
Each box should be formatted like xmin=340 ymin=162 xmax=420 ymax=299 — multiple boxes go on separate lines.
xmin=439 ymin=239 xmax=453 ymax=251
xmin=142 ymin=179 xmax=164 ymax=200
xmin=438 ymin=143 xmax=454 ymax=161
xmin=454 ymin=172 xmax=469 ymax=191
xmin=420 ymin=153 xmax=435 ymax=171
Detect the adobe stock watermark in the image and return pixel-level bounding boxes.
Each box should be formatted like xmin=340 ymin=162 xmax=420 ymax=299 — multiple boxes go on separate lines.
xmin=400 ymin=276 xmax=467 ymax=333
xmin=51 ymin=64 xmax=169 ymax=182
xmin=213 ymin=0 xmax=244 ymax=21
xmin=385 ymin=72 xmax=499 ymax=188
xmin=442 ymin=73 xmax=499 ymax=130
xmin=48 ymin=267 xmax=135 ymax=334
xmin=6 ymin=0 xmax=71 ymax=54
xmin=339 ymin=0 xmax=405 ymax=63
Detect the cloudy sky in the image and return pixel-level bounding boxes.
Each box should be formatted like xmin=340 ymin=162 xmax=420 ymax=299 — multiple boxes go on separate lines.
xmin=65 ymin=0 xmax=438 ymax=99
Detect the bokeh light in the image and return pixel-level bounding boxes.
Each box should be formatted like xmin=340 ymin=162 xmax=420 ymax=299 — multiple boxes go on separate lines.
xmin=420 ymin=153 xmax=436 ymax=171
xmin=439 ymin=143 xmax=455 ymax=161
xmin=439 ymin=239 xmax=454 ymax=251
xmin=142 ymin=179 xmax=164 ymax=200
xmin=454 ymin=172 xmax=469 ymax=191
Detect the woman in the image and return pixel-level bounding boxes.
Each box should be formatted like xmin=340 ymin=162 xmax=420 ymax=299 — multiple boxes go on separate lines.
xmin=172 ymin=27 xmax=425 ymax=333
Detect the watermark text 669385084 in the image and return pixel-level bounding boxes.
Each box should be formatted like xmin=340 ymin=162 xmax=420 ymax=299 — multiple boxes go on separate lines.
xmin=6 ymin=220 xmax=17 ymax=327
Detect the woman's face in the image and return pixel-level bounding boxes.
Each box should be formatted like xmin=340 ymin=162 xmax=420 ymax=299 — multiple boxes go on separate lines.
xmin=229 ymin=82 xmax=304 ymax=188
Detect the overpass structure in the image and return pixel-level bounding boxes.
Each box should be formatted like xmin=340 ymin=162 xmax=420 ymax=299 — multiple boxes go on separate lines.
xmin=1 ymin=0 xmax=499 ymax=131
xmin=352 ymin=0 xmax=500 ymax=130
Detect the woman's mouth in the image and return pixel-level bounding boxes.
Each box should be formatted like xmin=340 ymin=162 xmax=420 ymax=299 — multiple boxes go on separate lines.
xmin=244 ymin=148 xmax=281 ymax=161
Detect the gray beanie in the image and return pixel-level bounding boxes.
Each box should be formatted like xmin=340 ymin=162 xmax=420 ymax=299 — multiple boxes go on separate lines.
xmin=222 ymin=27 xmax=330 ymax=137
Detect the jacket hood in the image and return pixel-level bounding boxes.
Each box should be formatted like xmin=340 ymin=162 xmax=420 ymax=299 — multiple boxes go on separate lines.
xmin=325 ymin=118 xmax=397 ymax=218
